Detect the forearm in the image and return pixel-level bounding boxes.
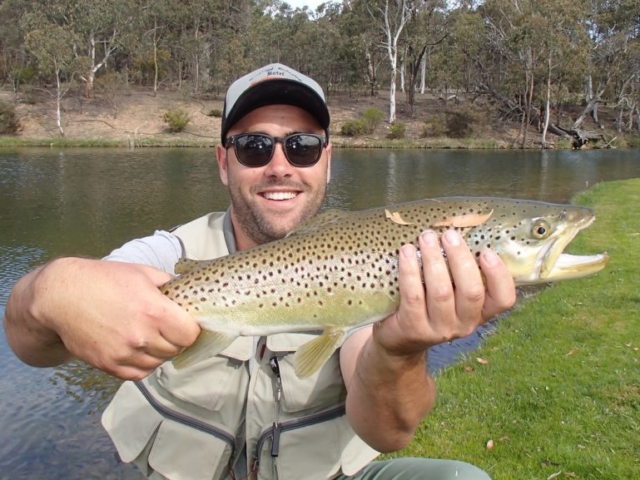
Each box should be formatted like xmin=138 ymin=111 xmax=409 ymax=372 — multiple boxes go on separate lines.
xmin=4 ymin=259 xmax=74 ymax=367
xmin=345 ymin=332 xmax=436 ymax=452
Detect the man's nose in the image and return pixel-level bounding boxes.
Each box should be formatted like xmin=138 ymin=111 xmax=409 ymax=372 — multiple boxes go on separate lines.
xmin=264 ymin=142 xmax=291 ymax=176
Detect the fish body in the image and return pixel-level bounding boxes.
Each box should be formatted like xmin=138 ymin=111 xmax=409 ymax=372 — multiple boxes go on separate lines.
xmin=162 ymin=197 xmax=609 ymax=377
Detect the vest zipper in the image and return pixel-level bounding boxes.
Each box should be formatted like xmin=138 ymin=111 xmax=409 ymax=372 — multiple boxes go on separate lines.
xmin=134 ymin=381 xmax=237 ymax=451
xmin=250 ymin=403 xmax=347 ymax=474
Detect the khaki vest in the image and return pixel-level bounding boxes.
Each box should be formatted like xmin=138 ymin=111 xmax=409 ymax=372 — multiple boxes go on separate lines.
xmin=101 ymin=212 xmax=379 ymax=480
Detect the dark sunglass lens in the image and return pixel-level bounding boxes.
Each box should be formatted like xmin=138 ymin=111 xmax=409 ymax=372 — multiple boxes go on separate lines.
xmin=235 ymin=134 xmax=273 ymax=167
xmin=285 ymin=135 xmax=322 ymax=166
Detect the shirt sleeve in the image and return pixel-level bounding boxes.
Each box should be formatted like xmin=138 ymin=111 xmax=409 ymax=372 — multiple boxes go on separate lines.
xmin=103 ymin=230 xmax=184 ymax=274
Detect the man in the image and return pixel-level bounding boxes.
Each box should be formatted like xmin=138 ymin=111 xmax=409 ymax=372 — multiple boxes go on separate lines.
xmin=4 ymin=64 xmax=516 ymax=479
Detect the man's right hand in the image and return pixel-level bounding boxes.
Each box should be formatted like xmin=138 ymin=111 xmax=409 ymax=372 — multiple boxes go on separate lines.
xmin=3 ymin=258 xmax=201 ymax=380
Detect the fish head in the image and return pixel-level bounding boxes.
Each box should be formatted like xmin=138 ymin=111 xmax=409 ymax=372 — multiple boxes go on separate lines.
xmin=470 ymin=201 xmax=609 ymax=286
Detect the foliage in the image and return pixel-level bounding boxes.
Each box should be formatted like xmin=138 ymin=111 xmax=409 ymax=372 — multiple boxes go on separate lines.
xmin=340 ymin=118 xmax=368 ymax=136
xmin=207 ymin=108 xmax=223 ymax=118
xmin=387 ymin=179 xmax=640 ymax=478
xmin=446 ymin=111 xmax=475 ymax=138
xmin=0 ymin=101 xmax=20 ymax=134
xmin=0 ymin=0 xmax=637 ymax=141
xmin=162 ymin=108 xmax=191 ymax=133
xmin=361 ymin=107 xmax=384 ymax=134
xmin=421 ymin=114 xmax=448 ymax=138
xmin=388 ymin=123 xmax=406 ymax=139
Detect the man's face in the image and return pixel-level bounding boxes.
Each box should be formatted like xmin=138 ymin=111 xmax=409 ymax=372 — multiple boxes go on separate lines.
xmin=216 ymin=104 xmax=332 ymax=250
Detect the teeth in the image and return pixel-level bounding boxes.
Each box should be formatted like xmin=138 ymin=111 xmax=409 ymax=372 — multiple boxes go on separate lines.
xmin=264 ymin=191 xmax=297 ymax=201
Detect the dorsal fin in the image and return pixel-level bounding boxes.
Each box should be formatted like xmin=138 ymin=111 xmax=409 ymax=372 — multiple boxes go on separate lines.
xmin=286 ymin=209 xmax=349 ymax=237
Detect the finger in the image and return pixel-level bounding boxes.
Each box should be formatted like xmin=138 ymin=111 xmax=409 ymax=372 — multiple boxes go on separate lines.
xmin=479 ymin=248 xmax=516 ymax=320
xmin=396 ymin=242 xmax=427 ymax=324
xmin=141 ymin=336 xmax=186 ymax=359
xmin=441 ymin=229 xmax=485 ymax=328
xmin=419 ymin=230 xmax=455 ymax=328
xmin=156 ymin=296 xmax=202 ymax=348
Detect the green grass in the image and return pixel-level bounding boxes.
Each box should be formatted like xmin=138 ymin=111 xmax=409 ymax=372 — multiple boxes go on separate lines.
xmin=0 ymin=136 xmax=216 ymax=148
xmin=387 ymin=179 xmax=640 ymax=479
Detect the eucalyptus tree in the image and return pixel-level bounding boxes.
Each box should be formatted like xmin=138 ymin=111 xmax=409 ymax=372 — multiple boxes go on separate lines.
xmin=23 ymin=21 xmax=86 ymax=136
xmin=366 ymin=0 xmax=417 ymax=123
xmin=29 ymin=0 xmax=136 ymax=98
xmin=133 ymin=0 xmax=176 ymax=96
xmin=400 ymin=0 xmax=449 ymax=115
xmin=0 ymin=0 xmax=33 ymax=99
xmin=580 ymin=0 xmax=640 ymax=129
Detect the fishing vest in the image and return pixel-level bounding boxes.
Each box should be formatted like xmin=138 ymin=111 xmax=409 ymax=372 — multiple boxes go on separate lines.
xmin=101 ymin=211 xmax=380 ymax=480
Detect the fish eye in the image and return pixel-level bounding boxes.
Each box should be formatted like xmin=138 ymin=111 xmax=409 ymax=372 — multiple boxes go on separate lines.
xmin=531 ymin=220 xmax=551 ymax=239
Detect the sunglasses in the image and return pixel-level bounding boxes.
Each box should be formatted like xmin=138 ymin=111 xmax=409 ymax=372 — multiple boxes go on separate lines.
xmin=224 ymin=133 xmax=327 ymax=168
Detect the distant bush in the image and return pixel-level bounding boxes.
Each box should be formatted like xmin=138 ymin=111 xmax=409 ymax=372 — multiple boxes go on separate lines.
xmin=361 ymin=107 xmax=384 ymax=134
xmin=340 ymin=118 xmax=367 ymax=136
xmin=163 ymin=108 xmax=191 ymax=133
xmin=446 ymin=111 xmax=474 ymax=138
xmin=207 ymin=108 xmax=222 ymax=117
xmin=0 ymin=101 xmax=20 ymax=135
xmin=421 ymin=114 xmax=448 ymax=138
xmin=388 ymin=123 xmax=406 ymax=139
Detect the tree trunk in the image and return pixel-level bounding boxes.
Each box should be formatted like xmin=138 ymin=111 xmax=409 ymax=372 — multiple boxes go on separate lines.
xmin=541 ymin=53 xmax=552 ymax=148
xmin=572 ymin=82 xmax=606 ymax=130
xmin=54 ymin=61 xmax=64 ymax=137
xmin=389 ymin=58 xmax=397 ymax=123
xmin=420 ymin=54 xmax=426 ymax=94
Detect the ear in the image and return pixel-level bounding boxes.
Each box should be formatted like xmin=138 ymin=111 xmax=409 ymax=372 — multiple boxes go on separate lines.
xmin=216 ymin=144 xmax=229 ymax=186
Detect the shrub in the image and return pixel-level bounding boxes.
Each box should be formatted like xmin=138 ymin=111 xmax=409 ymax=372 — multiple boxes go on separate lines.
xmin=446 ymin=111 xmax=474 ymax=138
xmin=421 ymin=114 xmax=448 ymax=138
xmin=163 ymin=108 xmax=191 ymax=133
xmin=361 ymin=107 xmax=384 ymax=134
xmin=0 ymin=101 xmax=20 ymax=135
xmin=340 ymin=118 xmax=367 ymax=137
xmin=207 ymin=108 xmax=222 ymax=117
xmin=388 ymin=123 xmax=406 ymax=139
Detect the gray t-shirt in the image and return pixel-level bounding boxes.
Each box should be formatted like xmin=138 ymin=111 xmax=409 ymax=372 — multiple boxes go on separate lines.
xmin=103 ymin=230 xmax=183 ymax=272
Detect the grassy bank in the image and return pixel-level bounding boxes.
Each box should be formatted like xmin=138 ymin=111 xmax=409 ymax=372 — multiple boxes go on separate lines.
xmin=389 ymin=179 xmax=640 ymax=478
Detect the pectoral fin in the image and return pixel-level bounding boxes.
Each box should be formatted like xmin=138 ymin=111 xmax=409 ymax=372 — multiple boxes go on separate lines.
xmin=172 ymin=329 xmax=237 ymax=369
xmin=293 ymin=327 xmax=348 ymax=379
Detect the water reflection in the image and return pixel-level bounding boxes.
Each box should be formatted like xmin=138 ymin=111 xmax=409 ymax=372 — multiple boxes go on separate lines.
xmin=1 ymin=147 xmax=639 ymax=478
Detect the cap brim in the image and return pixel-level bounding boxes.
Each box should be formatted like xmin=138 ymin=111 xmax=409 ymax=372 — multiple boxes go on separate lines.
xmin=221 ymin=79 xmax=330 ymax=142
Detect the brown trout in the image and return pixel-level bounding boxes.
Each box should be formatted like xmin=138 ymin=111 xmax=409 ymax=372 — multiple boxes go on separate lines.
xmin=162 ymin=197 xmax=609 ymax=378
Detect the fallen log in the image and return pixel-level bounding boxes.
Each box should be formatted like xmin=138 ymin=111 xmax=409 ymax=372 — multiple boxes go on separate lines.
xmin=552 ymin=125 xmax=605 ymax=149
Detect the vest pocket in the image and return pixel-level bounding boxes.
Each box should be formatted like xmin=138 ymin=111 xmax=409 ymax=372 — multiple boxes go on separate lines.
xmin=267 ymin=333 xmax=347 ymax=412
xmin=155 ymin=336 xmax=252 ymax=412
xmin=102 ymin=380 xmax=237 ymax=480
xmin=253 ymin=407 xmax=345 ymax=480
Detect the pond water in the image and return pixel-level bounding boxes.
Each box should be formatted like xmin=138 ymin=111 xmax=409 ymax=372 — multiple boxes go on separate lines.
xmin=1 ymin=147 xmax=638 ymax=478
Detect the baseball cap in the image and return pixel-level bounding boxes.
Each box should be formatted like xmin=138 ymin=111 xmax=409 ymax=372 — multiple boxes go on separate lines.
xmin=221 ymin=63 xmax=330 ymax=143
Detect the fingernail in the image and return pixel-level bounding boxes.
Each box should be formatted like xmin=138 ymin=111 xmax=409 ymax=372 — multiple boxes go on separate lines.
xmin=444 ymin=229 xmax=461 ymax=246
xmin=421 ymin=230 xmax=438 ymax=246
xmin=483 ymin=248 xmax=499 ymax=266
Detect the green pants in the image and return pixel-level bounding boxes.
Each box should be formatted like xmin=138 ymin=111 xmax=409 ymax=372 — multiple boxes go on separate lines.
xmin=335 ymin=458 xmax=492 ymax=480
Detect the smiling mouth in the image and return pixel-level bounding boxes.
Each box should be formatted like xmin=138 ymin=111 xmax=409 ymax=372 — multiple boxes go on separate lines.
xmin=262 ymin=191 xmax=299 ymax=201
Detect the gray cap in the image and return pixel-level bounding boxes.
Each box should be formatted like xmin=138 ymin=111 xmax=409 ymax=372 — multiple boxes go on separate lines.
xmin=221 ymin=63 xmax=330 ymax=143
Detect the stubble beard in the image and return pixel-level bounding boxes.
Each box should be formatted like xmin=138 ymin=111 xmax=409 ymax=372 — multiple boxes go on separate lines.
xmin=229 ymin=179 xmax=327 ymax=246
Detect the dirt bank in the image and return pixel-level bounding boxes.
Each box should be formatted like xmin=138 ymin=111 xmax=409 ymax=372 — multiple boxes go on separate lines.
xmin=0 ymin=85 xmax=626 ymax=149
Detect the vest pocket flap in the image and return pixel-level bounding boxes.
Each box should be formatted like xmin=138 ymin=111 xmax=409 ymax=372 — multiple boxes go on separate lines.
xmin=219 ymin=335 xmax=254 ymax=361
xmin=156 ymin=354 xmax=249 ymax=413
xmin=101 ymin=381 xmax=164 ymax=463
xmin=275 ymin=351 xmax=347 ymax=413
xmin=148 ymin=419 xmax=232 ymax=480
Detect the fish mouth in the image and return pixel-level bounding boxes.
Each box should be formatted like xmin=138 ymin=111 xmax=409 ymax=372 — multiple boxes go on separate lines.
xmin=535 ymin=214 xmax=609 ymax=284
